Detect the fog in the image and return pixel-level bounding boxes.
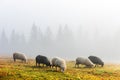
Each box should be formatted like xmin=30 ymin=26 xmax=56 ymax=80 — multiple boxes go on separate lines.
xmin=0 ymin=0 xmax=120 ymax=63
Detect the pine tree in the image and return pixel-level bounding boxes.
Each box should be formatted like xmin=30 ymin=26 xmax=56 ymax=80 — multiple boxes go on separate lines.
xmin=0 ymin=29 xmax=9 ymax=54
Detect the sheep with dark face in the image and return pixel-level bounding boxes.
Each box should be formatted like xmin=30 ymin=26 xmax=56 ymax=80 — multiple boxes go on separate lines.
xmin=88 ymin=56 xmax=104 ymax=67
xmin=13 ymin=52 xmax=27 ymax=62
xmin=51 ymin=57 xmax=66 ymax=72
xmin=75 ymin=57 xmax=94 ymax=68
xmin=35 ymin=55 xmax=51 ymax=67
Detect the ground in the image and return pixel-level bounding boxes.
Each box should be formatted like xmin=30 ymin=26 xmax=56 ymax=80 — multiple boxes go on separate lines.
xmin=0 ymin=58 xmax=120 ymax=80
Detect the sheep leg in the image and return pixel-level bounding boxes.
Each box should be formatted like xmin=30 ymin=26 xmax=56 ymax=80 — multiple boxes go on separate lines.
xmin=56 ymin=66 xmax=57 ymax=71
xmin=14 ymin=58 xmax=16 ymax=62
xmin=38 ymin=63 xmax=40 ymax=67
xmin=51 ymin=65 xmax=54 ymax=68
xmin=36 ymin=62 xmax=37 ymax=66
xmin=52 ymin=65 xmax=55 ymax=71
xmin=101 ymin=64 xmax=103 ymax=67
xmin=77 ymin=64 xmax=79 ymax=68
xmin=52 ymin=65 xmax=53 ymax=71
xmin=76 ymin=63 xmax=79 ymax=68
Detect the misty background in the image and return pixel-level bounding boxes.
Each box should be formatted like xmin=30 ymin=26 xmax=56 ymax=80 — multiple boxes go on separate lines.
xmin=0 ymin=0 xmax=120 ymax=63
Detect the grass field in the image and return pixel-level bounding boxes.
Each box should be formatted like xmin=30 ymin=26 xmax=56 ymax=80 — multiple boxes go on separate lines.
xmin=0 ymin=58 xmax=120 ymax=80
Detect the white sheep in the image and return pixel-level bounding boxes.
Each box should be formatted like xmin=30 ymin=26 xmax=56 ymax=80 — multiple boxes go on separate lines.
xmin=51 ymin=57 xmax=66 ymax=72
xmin=13 ymin=52 xmax=27 ymax=63
xmin=75 ymin=57 xmax=94 ymax=68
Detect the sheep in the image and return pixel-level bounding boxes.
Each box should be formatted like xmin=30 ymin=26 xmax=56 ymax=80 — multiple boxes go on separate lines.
xmin=51 ymin=57 xmax=66 ymax=72
xmin=13 ymin=52 xmax=27 ymax=63
xmin=88 ymin=56 xmax=104 ymax=67
xmin=75 ymin=57 xmax=94 ymax=68
xmin=35 ymin=55 xmax=51 ymax=67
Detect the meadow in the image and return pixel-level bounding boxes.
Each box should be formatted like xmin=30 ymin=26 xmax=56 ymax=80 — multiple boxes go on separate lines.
xmin=0 ymin=58 xmax=120 ymax=80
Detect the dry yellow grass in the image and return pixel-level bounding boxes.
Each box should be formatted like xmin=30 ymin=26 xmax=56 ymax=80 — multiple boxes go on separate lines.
xmin=0 ymin=58 xmax=120 ymax=80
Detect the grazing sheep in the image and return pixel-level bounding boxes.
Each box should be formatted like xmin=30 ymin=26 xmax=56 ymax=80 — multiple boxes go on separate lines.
xmin=75 ymin=57 xmax=94 ymax=68
xmin=88 ymin=56 xmax=104 ymax=67
xmin=13 ymin=52 xmax=27 ymax=62
xmin=35 ymin=55 xmax=51 ymax=67
xmin=51 ymin=57 xmax=66 ymax=72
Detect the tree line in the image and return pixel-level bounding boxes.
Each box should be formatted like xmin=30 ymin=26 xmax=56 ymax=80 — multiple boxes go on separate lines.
xmin=0 ymin=24 xmax=120 ymax=61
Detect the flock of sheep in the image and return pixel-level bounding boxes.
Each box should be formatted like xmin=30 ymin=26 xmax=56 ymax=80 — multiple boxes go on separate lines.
xmin=13 ymin=52 xmax=104 ymax=73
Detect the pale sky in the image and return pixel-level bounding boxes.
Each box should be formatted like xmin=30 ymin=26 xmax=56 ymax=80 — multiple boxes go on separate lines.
xmin=1 ymin=0 xmax=120 ymax=62
xmin=0 ymin=0 xmax=120 ymax=36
